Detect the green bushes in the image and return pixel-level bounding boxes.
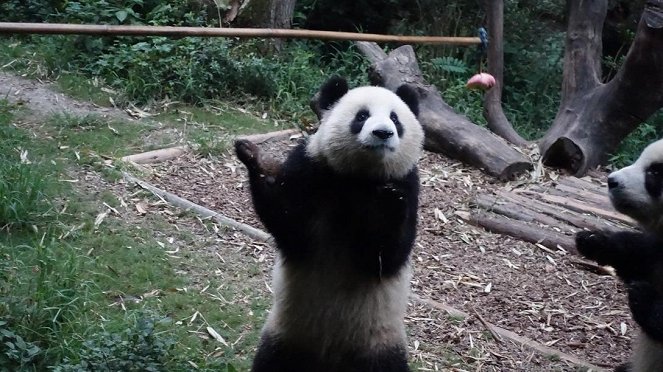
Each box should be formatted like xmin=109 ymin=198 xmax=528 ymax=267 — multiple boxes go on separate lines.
xmin=53 ymin=317 xmax=176 ymax=372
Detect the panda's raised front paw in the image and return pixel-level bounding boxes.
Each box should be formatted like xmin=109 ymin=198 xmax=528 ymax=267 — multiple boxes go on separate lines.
xmin=575 ymin=230 xmax=610 ymax=260
xmin=234 ymin=139 xmax=261 ymax=172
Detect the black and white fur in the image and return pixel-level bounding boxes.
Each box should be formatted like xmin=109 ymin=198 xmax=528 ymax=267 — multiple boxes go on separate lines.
xmin=576 ymin=138 xmax=663 ymax=372
xmin=235 ymin=76 xmax=424 ymax=372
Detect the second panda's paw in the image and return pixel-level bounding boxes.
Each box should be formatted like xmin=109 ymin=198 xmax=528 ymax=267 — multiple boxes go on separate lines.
xmin=614 ymin=362 xmax=632 ymax=372
xmin=575 ymin=230 xmax=610 ymax=261
xmin=627 ymin=280 xmax=663 ymax=342
xmin=627 ymin=280 xmax=658 ymax=327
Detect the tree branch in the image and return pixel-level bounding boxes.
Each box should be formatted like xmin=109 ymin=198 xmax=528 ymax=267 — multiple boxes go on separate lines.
xmin=484 ymin=0 xmax=530 ymax=147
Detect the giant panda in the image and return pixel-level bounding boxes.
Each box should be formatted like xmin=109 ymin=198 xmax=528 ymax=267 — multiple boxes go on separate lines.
xmin=234 ymin=76 xmax=424 ymax=372
xmin=575 ymin=138 xmax=663 ymax=372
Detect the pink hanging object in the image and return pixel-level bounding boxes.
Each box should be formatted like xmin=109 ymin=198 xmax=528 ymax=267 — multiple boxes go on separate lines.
xmin=466 ymin=73 xmax=496 ymax=90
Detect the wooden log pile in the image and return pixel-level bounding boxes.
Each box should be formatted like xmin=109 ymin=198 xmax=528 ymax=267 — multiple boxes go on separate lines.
xmin=459 ymin=175 xmax=637 ymax=254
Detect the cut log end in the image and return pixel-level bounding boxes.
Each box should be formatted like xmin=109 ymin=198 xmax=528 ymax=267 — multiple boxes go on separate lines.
xmin=542 ymin=137 xmax=585 ymax=175
xmin=500 ymin=161 xmax=534 ymax=181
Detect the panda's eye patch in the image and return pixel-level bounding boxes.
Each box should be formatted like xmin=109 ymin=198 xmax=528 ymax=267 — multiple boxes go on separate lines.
xmin=645 ymin=162 xmax=663 ymax=199
xmin=350 ymin=109 xmax=370 ymax=134
xmin=390 ymin=111 xmax=404 ymax=137
xmin=356 ymin=110 xmax=369 ymax=122
xmin=647 ymin=163 xmax=663 ymax=176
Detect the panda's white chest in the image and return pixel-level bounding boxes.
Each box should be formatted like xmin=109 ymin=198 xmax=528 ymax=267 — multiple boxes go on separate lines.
xmin=264 ymin=254 xmax=410 ymax=354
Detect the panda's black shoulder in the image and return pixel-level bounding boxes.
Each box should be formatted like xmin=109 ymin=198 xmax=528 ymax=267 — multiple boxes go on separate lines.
xmin=279 ymin=141 xmax=332 ymax=185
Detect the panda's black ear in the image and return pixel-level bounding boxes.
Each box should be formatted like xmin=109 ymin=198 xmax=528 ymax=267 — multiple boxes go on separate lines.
xmin=318 ymin=76 xmax=349 ymax=111
xmin=395 ymin=84 xmax=419 ymax=118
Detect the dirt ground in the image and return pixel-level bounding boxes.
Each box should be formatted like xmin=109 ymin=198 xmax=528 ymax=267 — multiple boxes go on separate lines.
xmin=146 ymin=138 xmax=634 ymax=372
xmin=2 ymin=72 xmax=635 ymax=371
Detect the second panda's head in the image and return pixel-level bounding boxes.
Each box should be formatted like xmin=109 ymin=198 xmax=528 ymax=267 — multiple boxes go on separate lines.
xmin=307 ymin=76 xmax=424 ymax=180
xmin=608 ymin=138 xmax=663 ymax=231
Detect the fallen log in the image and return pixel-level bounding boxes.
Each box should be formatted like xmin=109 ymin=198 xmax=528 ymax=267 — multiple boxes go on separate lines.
xmin=557 ymin=176 xmax=607 ymax=196
xmin=494 ymin=190 xmax=620 ymax=232
xmin=553 ymin=183 xmax=612 ymax=209
xmin=456 ymin=209 xmax=576 ymax=254
xmin=122 ymin=172 xmax=273 ymax=244
xmin=353 ymin=41 xmax=532 ymax=181
xmin=121 ymin=146 xmax=187 ymax=164
xmin=518 ymin=191 xmax=637 ymax=227
xmin=525 ymin=184 xmax=612 ymax=211
xmin=472 ymin=193 xmax=571 ymax=231
xmin=236 ymin=128 xmax=302 ymax=144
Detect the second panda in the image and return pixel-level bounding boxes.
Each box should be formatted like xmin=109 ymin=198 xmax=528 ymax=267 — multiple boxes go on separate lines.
xmin=576 ymin=138 xmax=663 ymax=372
xmin=235 ymin=76 xmax=424 ymax=372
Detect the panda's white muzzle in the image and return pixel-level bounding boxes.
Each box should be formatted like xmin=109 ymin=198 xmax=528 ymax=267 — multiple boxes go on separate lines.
xmin=360 ymin=121 xmax=399 ymax=152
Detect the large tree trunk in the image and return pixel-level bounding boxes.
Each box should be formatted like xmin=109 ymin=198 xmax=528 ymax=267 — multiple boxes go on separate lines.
xmin=539 ymin=0 xmax=663 ymax=175
xmin=237 ymin=0 xmax=296 ymax=49
xmin=237 ymin=0 xmax=296 ymax=28
xmin=355 ymin=42 xmax=532 ymax=181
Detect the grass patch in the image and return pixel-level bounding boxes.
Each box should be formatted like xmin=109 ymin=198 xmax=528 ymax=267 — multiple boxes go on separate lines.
xmin=0 ymin=98 xmax=268 ymax=370
xmin=152 ymin=103 xmax=284 ymax=156
xmin=50 ymin=113 xmax=148 ymax=157
xmin=55 ymin=73 xmax=118 ymax=108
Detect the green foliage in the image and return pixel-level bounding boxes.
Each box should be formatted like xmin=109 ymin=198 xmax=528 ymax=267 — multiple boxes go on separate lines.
xmin=0 ymin=319 xmax=42 ymax=369
xmin=0 ymin=101 xmax=53 ymax=230
xmin=1 ymin=0 xmax=659 ymax=167
xmin=501 ymin=0 xmax=566 ymax=140
xmin=0 ymin=101 xmax=268 ymax=370
xmin=0 ymin=160 xmax=51 ymax=229
xmin=0 ymin=0 xmax=62 ymax=22
xmin=53 ymin=316 xmax=175 ymax=372
xmin=55 ymin=0 xmax=210 ymax=26
xmin=610 ymin=114 xmax=663 ymax=168
xmin=429 ymin=57 xmax=469 ymax=75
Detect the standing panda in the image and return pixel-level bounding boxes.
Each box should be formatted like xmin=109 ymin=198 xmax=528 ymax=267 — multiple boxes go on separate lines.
xmin=235 ymin=76 xmax=424 ymax=372
xmin=576 ymin=138 xmax=663 ymax=372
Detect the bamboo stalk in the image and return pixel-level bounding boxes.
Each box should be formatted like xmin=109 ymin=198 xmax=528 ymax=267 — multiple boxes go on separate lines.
xmin=0 ymin=22 xmax=481 ymax=45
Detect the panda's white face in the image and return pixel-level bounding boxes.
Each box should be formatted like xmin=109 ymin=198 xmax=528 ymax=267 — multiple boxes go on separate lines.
xmin=307 ymin=85 xmax=424 ymax=179
xmin=608 ymin=138 xmax=663 ymax=230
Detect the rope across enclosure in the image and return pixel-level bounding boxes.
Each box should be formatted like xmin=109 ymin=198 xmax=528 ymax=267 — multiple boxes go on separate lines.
xmin=0 ymin=22 xmax=481 ymax=46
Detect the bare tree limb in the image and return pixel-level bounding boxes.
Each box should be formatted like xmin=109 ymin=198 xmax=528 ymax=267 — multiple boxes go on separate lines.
xmin=484 ymin=0 xmax=530 ymax=147
xmin=123 ymin=172 xmax=273 ymax=244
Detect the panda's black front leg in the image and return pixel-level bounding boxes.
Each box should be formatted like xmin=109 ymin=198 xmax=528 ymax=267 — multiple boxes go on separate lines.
xmin=376 ymin=182 xmax=409 ymax=219
xmin=366 ymin=177 xmax=418 ymax=277
xmin=627 ymin=280 xmax=663 ymax=342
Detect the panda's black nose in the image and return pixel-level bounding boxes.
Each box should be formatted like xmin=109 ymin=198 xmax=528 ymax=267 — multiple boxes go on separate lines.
xmin=372 ymin=129 xmax=394 ymax=140
xmin=607 ymin=176 xmax=619 ymax=190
